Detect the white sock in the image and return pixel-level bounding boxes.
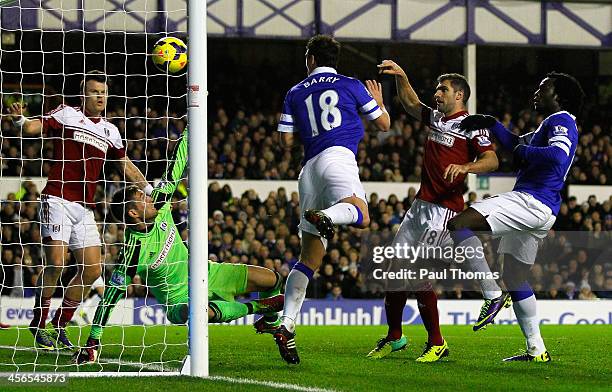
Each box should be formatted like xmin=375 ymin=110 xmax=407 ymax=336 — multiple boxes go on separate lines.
xmin=321 ymin=203 xmax=360 ymax=225
xmin=280 ymin=268 xmax=310 ymax=332
xmin=513 ymin=295 xmax=546 ymax=355
xmin=457 ymin=236 xmax=502 ymax=299
xmin=82 ymin=295 xmax=101 ymax=314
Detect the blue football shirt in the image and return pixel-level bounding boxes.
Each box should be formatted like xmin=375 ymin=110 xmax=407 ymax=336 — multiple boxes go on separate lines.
xmin=514 ymin=111 xmax=578 ymax=215
xmin=278 ymin=67 xmax=383 ymax=163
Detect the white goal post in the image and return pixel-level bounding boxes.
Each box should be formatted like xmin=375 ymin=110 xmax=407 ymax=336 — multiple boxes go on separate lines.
xmin=186 ymin=0 xmax=209 ymax=379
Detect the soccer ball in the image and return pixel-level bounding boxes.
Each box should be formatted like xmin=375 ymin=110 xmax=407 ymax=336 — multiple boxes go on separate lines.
xmin=152 ymin=37 xmax=188 ymax=74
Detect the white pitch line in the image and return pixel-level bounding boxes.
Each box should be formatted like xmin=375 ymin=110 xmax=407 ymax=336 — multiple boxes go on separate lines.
xmin=1 ymin=346 xmax=338 ymax=391
xmin=207 ymin=375 xmax=337 ymax=392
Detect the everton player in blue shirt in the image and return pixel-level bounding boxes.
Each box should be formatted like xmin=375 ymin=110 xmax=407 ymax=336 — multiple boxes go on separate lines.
xmin=273 ymin=35 xmax=390 ymax=364
xmin=450 ymin=72 xmax=585 ymax=362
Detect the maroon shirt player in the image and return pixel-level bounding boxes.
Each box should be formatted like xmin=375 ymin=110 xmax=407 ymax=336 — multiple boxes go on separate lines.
xmin=365 ymin=60 xmax=499 ymax=363
xmin=7 ymin=71 xmax=151 ymax=349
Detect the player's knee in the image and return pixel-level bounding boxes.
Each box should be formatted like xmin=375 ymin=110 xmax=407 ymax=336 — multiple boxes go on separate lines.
xmin=82 ymin=263 xmax=102 ymax=283
xmin=502 ymin=255 xmax=531 ymax=290
xmin=359 ymin=212 xmax=370 ymax=228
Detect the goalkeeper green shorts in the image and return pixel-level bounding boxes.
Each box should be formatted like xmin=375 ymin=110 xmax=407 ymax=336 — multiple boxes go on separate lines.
xmin=208 ymin=261 xmax=249 ymax=302
xmin=165 ymin=262 xmax=248 ymax=324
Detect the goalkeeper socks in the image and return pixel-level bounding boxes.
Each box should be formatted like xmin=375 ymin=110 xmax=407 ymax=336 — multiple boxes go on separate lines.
xmin=51 ymin=297 xmax=81 ymax=328
xmin=209 ymin=301 xmax=249 ymax=323
xmin=321 ymin=203 xmax=362 ymax=226
xmin=259 ymin=271 xmax=282 ymax=299
xmin=30 ymin=295 xmax=52 ymax=329
xmin=385 ymin=291 xmax=408 ymax=340
xmin=415 ymin=282 xmax=444 ymax=346
xmin=453 ymin=229 xmax=502 ymax=299
xmin=280 ymin=263 xmax=313 ymax=332
xmin=511 ymin=285 xmax=546 ymax=355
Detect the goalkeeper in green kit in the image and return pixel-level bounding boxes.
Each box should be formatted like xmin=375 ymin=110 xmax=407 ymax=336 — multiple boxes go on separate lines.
xmin=73 ymin=129 xmax=284 ymax=364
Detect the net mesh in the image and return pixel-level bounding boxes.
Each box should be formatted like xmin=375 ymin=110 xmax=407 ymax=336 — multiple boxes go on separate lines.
xmin=0 ymin=0 xmax=189 ymax=374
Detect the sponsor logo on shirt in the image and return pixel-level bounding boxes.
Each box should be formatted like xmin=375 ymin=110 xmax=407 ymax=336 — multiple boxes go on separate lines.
xmin=553 ymin=125 xmax=568 ymax=136
xmin=428 ymin=131 xmax=455 ymax=147
xmin=110 ymin=271 xmax=125 ymax=286
xmin=73 ymin=130 xmax=108 ymax=153
xmin=150 ymin=229 xmax=176 ymax=270
xmin=160 ymin=222 xmax=167 ymax=231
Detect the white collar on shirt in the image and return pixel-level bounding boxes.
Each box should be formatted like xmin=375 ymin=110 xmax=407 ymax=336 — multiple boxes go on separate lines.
xmin=309 ymin=67 xmax=337 ymax=76
xmin=545 ymin=110 xmax=576 ymax=121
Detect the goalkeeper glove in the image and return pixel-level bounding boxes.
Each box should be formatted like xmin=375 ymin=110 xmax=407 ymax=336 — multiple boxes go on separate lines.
xmin=72 ymin=337 xmax=99 ymax=365
xmin=460 ymin=114 xmax=497 ymax=131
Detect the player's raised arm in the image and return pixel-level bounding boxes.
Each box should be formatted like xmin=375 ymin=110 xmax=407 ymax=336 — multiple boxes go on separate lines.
xmin=364 ymin=80 xmax=391 ymax=131
xmin=5 ymin=102 xmax=42 ymax=136
xmin=115 ymin=156 xmax=153 ymax=195
xmin=150 ymin=128 xmax=189 ymax=207
xmin=377 ymin=60 xmax=426 ymax=121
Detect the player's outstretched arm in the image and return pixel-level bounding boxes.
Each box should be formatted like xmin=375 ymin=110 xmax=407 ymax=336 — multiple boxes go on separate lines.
xmin=461 ymin=115 xmax=520 ymax=151
xmin=73 ymin=249 xmax=137 ymax=365
xmin=364 ymin=80 xmax=391 ymax=131
xmin=514 ymin=138 xmax=572 ymax=167
xmin=377 ymin=60 xmax=425 ymax=121
xmin=5 ymin=102 xmax=42 ymax=136
xmin=151 ymin=128 xmax=189 ymax=206
xmin=115 ymin=156 xmax=153 ymax=195
xmin=86 ymin=244 xmax=138 ymax=344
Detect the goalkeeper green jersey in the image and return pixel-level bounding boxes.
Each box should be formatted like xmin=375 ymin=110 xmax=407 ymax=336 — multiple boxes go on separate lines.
xmin=90 ymin=130 xmax=189 ymax=339
xmin=111 ymin=202 xmax=189 ymax=305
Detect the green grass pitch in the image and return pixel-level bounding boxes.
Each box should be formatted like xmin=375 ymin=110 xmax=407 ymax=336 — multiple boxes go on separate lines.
xmin=0 ymin=324 xmax=610 ymax=391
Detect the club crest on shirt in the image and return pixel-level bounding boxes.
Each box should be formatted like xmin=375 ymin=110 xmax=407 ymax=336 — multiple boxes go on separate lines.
xmin=476 ymin=136 xmax=491 ymax=146
xmin=110 ymin=271 xmax=125 ymax=286
xmin=160 ymin=222 xmax=168 ymax=231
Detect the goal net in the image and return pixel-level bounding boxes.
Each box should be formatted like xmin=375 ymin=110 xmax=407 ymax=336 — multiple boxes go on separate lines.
xmin=0 ymin=0 xmax=206 ymax=376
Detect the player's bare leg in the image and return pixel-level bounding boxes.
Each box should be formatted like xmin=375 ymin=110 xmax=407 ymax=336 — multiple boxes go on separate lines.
xmin=447 ymin=208 xmax=507 ymax=330
xmin=245 ymin=265 xmax=280 ymax=292
xmin=50 ymin=245 xmax=102 ymax=349
xmin=501 ymin=255 xmax=550 ymax=362
xmin=30 ymin=239 xmax=68 ymax=349
xmin=304 ymin=195 xmax=370 ymax=240
xmin=244 ymin=265 xmax=285 ymax=334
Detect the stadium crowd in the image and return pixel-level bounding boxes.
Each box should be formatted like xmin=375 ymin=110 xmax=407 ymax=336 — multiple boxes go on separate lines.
xmin=1 ymin=177 xmax=610 ymax=301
